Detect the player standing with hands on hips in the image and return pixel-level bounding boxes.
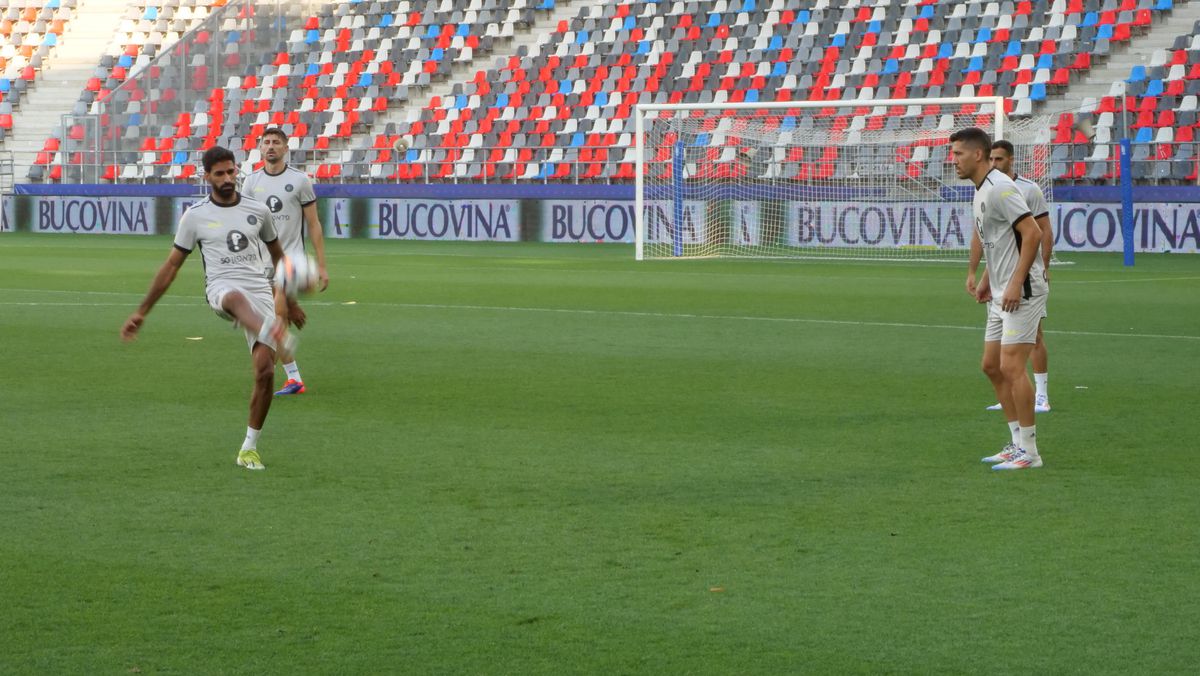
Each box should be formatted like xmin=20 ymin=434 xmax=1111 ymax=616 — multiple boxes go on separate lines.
xmin=952 ymin=127 xmax=1049 ymax=470
xmin=121 ymin=146 xmax=297 ymax=470
xmin=243 ymin=127 xmax=329 ymax=396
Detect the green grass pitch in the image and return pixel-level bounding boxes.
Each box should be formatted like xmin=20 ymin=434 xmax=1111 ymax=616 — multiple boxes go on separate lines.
xmin=1 ymin=234 xmax=1198 ymax=674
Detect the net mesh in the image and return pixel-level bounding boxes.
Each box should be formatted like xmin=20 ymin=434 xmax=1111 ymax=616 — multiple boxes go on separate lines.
xmin=638 ymin=101 xmax=1053 ymax=261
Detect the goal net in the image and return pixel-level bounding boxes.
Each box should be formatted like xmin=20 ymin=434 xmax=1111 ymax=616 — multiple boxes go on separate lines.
xmin=634 ymin=98 xmax=1052 ymax=261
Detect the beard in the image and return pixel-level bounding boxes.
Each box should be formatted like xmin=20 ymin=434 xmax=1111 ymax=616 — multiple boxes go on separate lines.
xmin=214 ymin=182 xmax=236 ymax=198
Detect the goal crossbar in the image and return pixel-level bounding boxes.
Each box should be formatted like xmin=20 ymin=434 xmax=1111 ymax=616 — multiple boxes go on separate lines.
xmin=634 ymin=97 xmax=1020 ymax=262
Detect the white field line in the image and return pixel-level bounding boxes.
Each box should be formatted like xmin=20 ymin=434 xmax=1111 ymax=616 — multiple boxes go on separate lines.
xmin=1 ymin=291 xmax=1196 ymax=341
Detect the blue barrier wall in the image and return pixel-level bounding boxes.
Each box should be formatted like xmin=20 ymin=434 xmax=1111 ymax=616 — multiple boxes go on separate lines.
xmin=6 ymin=183 xmax=1199 ymax=253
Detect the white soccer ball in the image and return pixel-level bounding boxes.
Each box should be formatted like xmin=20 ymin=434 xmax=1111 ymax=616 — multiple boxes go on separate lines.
xmin=394 ymin=135 xmax=412 ymax=152
xmin=273 ymin=254 xmax=318 ymax=298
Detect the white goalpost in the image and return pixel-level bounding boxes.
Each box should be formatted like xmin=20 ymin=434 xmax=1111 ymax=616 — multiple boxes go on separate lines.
xmin=634 ymin=97 xmax=1052 ymax=262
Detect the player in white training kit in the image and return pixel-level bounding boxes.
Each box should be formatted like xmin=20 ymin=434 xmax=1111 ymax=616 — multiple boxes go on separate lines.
xmin=984 ymin=140 xmax=1052 ymax=413
xmin=952 ymin=127 xmax=1048 ymax=470
xmin=242 ymin=127 xmax=329 ymax=396
xmin=121 ymin=146 xmax=297 ymax=471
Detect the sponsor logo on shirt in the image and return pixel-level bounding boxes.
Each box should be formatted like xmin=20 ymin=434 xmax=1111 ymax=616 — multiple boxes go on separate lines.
xmin=227 ymin=230 xmax=250 ymax=252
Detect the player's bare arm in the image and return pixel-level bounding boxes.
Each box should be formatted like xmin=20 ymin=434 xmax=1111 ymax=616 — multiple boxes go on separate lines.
xmin=1001 ymin=215 xmax=1042 ymax=312
xmin=266 ymin=238 xmax=284 ymax=268
xmin=975 ymin=266 xmax=991 ymax=303
xmin=1037 ymin=214 xmax=1052 ymax=282
xmin=122 ymin=247 xmax=189 ymax=341
xmin=967 ymin=228 xmax=983 ymax=297
xmin=303 ymin=201 xmax=329 ymax=291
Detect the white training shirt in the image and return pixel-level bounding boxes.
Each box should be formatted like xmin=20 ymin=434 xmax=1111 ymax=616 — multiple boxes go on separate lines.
xmin=1013 ymin=174 xmax=1050 ymax=221
xmin=973 ymin=168 xmax=1048 ymax=301
xmin=241 ymin=165 xmax=317 ymax=258
xmin=173 ymin=194 xmax=277 ymax=294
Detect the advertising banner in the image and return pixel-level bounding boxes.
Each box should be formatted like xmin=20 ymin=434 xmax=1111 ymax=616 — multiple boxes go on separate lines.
xmin=3 ymin=191 xmax=1198 ymax=254
xmin=785 ymin=201 xmax=972 ymax=249
xmin=540 ymin=200 xmax=636 ymax=243
xmin=1054 ymin=202 xmax=1200 ymax=253
xmin=32 ymin=196 xmax=157 ymax=234
xmin=323 ymin=198 xmax=353 ymax=239
xmin=368 ymin=199 xmax=521 ymax=241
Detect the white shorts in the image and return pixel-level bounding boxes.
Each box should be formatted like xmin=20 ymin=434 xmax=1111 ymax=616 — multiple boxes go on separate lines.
xmin=985 ymin=294 xmax=1048 ymax=345
xmin=206 ymin=282 xmax=279 ymax=352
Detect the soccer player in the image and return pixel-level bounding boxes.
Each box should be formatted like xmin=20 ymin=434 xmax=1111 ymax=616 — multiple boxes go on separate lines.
xmin=985 ymin=139 xmax=1052 ymax=413
xmin=242 ymin=127 xmax=329 ymax=396
xmin=120 ymin=146 xmax=296 ymax=471
xmin=952 ymin=127 xmax=1048 ymax=470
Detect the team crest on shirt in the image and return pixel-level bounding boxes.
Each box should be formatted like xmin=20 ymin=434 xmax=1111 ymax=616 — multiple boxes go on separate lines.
xmin=266 ymin=196 xmax=283 ymax=213
xmin=285 ymin=184 xmax=294 ymax=192
xmin=227 ymin=230 xmax=250 ymax=252
xmin=247 ymin=215 xmax=258 ymax=225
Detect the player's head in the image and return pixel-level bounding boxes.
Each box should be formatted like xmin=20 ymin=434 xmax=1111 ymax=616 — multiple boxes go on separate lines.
xmin=990 ymin=140 xmax=1015 ymax=177
xmin=202 ymin=146 xmax=239 ymax=200
xmin=259 ymin=128 xmax=288 ymax=164
xmin=949 ymin=127 xmax=992 ymax=180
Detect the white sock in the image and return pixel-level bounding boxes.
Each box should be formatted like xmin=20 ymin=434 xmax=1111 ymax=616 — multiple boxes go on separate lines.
xmin=1020 ymin=425 xmax=1039 ymax=456
xmin=283 ymin=361 xmax=302 ymax=383
xmin=241 ymin=426 xmax=261 ymax=451
xmin=1034 ymin=372 xmax=1048 ymax=399
xmin=1007 ymin=420 xmax=1020 ymax=446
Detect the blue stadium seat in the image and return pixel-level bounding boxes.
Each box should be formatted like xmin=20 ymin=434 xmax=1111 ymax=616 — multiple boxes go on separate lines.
xmin=1127 ymin=65 xmax=1147 ymax=82
xmin=1144 ymin=79 xmax=1164 ymax=97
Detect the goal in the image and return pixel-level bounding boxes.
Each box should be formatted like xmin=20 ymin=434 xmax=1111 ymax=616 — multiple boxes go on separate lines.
xmin=634 ymin=97 xmax=1052 ymax=261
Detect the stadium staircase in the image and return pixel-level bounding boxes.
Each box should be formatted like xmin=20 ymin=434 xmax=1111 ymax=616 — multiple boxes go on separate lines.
xmin=6 ymin=0 xmax=127 ymax=181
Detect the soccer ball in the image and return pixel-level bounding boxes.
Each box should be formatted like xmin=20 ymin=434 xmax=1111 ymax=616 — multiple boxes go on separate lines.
xmin=273 ymin=254 xmax=318 ymax=298
xmin=394 ymin=135 xmax=412 ymax=152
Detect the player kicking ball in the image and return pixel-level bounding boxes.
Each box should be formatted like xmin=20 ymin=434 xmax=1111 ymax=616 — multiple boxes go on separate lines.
xmin=982 ymin=140 xmax=1053 ymax=413
xmin=121 ymin=146 xmax=297 ymax=471
xmin=952 ymin=127 xmax=1049 ymax=470
xmin=242 ymin=127 xmax=328 ymax=397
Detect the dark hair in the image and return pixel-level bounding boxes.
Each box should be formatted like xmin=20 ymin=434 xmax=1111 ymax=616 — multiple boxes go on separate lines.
xmin=991 ymin=140 xmax=1015 ymax=157
xmin=202 ymin=145 xmax=236 ymax=173
xmin=949 ymin=127 xmax=992 ymax=154
xmin=262 ymin=127 xmax=288 ymax=143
